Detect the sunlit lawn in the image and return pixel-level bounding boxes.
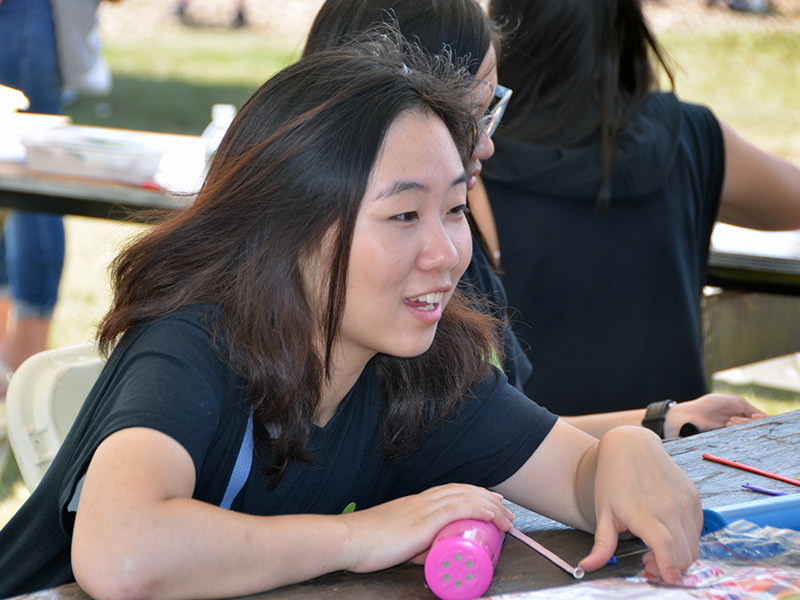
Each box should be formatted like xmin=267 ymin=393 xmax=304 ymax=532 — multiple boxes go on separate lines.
xmin=660 ymin=30 xmax=800 ymax=163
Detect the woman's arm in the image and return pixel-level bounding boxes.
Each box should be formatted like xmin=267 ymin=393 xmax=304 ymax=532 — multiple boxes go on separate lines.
xmin=561 ymin=393 xmax=765 ymax=439
xmin=716 ymin=119 xmax=800 ymax=230
xmin=561 ymin=411 xmax=647 ymax=438
xmin=72 ymin=428 xmax=514 ymax=600
xmin=494 ymin=420 xmax=702 ymax=584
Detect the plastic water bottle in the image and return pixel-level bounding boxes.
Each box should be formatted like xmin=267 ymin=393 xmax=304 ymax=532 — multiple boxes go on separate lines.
xmin=424 ymin=519 xmax=507 ymax=600
xmin=202 ymin=103 xmax=236 ymax=170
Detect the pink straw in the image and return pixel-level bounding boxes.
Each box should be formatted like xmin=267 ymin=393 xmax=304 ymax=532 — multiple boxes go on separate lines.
xmin=509 ymin=527 xmax=585 ymax=579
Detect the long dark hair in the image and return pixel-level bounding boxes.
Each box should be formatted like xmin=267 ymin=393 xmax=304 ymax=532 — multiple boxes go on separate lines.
xmin=490 ymin=0 xmax=674 ymax=208
xmin=98 ymin=35 xmax=499 ymax=481
xmin=305 ymin=0 xmax=501 ymax=76
xmin=304 ymin=0 xmax=503 ymax=262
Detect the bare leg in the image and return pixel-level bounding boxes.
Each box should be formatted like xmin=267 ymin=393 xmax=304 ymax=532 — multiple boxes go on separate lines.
xmin=0 ymin=314 xmax=51 ymax=395
xmin=0 ymin=316 xmax=50 ymax=370
xmin=0 ymin=298 xmax=9 ymax=341
xmin=0 ymin=298 xmax=10 ymax=396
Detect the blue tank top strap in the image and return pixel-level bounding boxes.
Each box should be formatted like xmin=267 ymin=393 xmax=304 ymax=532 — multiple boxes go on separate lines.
xmin=220 ymin=410 xmax=254 ymax=510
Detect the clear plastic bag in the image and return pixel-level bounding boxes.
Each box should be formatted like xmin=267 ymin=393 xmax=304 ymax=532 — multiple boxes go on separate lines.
xmin=488 ymin=521 xmax=800 ymax=600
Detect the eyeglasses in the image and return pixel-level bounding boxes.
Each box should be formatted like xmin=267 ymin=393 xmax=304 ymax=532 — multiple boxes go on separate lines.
xmin=477 ymin=84 xmax=512 ymax=139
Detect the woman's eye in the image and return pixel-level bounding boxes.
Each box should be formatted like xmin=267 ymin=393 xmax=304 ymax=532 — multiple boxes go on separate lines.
xmin=449 ymin=204 xmax=469 ymax=217
xmin=393 ymin=211 xmax=419 ymax=222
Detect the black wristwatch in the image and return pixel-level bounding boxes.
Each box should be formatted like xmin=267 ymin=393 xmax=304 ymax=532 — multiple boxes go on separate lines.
xmin=642 ymin=399 xmax=676 ymax=439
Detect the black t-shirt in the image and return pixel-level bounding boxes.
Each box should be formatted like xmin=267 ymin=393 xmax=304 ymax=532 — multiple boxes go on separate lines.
xmin=0 ymin=307 xmax=556 ymax=597
xmin=483 ymin=93 xmax=724 ymax=414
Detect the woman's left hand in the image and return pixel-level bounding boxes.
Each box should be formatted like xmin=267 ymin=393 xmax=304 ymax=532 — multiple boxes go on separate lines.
xmin=577 ymin=427 xmax=703 ymax=583
xmin=496 ymin=421 xmax=702 ymax=584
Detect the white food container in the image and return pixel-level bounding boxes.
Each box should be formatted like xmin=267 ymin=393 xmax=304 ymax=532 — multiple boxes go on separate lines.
xmin=21 ymin=125 xmax=165 ymax=182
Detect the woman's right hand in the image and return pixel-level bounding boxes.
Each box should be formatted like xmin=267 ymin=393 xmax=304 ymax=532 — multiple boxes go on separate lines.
xmin=341 ymin=483 xmax=515 ymax=573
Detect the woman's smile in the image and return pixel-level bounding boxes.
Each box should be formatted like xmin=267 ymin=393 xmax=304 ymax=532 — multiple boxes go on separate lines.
xmin=403 ymin=290 xmax=447 ymax=324
xmin=404 ymin=291 xmax=445 ymax=311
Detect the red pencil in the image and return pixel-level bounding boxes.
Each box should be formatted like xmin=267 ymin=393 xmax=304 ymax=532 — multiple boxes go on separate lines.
xmin=702 ymin=454 xmax=800 ymax=488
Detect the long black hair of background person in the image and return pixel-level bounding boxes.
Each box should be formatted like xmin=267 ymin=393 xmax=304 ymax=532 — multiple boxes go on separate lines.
xmin=491 ymin=0 xmax=674 ymax=206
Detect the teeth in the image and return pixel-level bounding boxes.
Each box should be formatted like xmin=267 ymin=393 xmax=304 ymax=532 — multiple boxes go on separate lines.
xmin=409 ymin=292 xmax=444 ymax=305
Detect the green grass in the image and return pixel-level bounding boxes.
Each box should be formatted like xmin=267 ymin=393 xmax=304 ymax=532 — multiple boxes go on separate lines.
xmin=2 ymin=26 xmax=799 ymax=526
xmin=64 ymin=29 xmax=302 ymax=135
xmin=659 ymin=31 xmax=800 ymax=161
xmin=0 ymin=454 xmax=28 ymax=527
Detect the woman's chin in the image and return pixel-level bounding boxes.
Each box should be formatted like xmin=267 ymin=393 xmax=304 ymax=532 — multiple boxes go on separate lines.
xmin=382 ymin=332 xmax=438 ymax=359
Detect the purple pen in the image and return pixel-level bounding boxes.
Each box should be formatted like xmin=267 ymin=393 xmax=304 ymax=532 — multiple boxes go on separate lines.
xmin=742 ymin=483 xmax=789 ymax=496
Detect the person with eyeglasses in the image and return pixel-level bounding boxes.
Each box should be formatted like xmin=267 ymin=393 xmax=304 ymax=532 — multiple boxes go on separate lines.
xmin=478 ymin=85 xmax=512 ymax=139
xmin=303 ymin=0 xmax=765 ymax=440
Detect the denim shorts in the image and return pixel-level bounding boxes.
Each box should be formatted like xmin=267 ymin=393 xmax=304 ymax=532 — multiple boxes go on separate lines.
xmin=0 ymin=213 xmax=65 ymax=320
xmin=0 ymin=0 xmax=65 ymax=319
xmin=0 ymin=0 xmax=62 ymax=115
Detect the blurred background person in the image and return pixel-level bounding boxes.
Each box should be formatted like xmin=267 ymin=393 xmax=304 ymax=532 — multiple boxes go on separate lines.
xmin=0 ymin=0 xmax=115 ymax=395
xmin=175 ymin=0 xmax=247 ymax=28
xmin=481 ymin=0 xmax=800 ymax=416
xmin=0 ymin=0 xmax=67 ymax=394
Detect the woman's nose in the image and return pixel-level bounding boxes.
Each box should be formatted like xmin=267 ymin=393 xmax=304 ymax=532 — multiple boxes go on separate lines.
xmin=472 ymin=130 xmax=495 ymax=162
xmin=417 ymin=222 xmax=461 ymax=272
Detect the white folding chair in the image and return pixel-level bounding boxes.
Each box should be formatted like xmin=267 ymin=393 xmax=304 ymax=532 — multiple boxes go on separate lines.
xmin=5 ymin=343 xmax=104 ymax=492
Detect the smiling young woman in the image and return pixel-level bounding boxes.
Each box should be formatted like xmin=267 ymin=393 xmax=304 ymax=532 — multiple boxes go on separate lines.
xmin=310 ymin=108 xmax=474 ymax=424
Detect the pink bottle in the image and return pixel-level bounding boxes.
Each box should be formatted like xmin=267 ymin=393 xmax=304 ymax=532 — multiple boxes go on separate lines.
xmin=424 ymin=519 xmax=507 ymax=600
